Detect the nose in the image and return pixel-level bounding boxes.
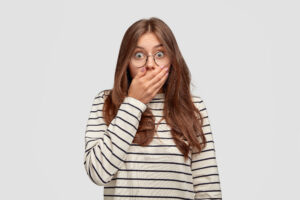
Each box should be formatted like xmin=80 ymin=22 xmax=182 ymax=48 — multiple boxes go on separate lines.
xmin=145 ymin=55 xmax=156 ymax=69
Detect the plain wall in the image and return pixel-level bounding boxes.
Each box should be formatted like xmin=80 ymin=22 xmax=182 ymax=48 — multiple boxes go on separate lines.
xmin=0 ymin=0 xmax=299 ymax=199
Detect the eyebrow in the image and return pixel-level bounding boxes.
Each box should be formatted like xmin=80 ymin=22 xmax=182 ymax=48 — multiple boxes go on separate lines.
xmin=135 ymin=44 xmax=163 ymax=49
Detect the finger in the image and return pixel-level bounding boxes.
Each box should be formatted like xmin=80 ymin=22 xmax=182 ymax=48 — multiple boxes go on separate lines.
xmin=143 ymin=65 xmax=166 ymax=82
xmin=147 ymin=65 xmax=169 ymax=86
xmin=149 ymin=67 xmax=169 ymax=91
xmin=151 ymin=71 xmax=169 ymax=96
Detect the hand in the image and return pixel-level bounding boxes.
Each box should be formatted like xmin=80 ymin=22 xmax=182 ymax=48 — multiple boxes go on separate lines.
xmin=128 ymin=65 xmax=169 ymax=105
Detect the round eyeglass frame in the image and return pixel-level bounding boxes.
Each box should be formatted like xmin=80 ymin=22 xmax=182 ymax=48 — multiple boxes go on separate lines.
xmin=130 ymin=51 xmax=170 ymax=68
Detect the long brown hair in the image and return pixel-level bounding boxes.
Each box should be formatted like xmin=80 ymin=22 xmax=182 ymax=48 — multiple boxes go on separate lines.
xmin=102 ymin=17 xmax=206 ymax=162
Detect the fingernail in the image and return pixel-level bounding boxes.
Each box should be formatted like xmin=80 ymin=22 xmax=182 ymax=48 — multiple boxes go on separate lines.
xmin=160 ymin=65 xmax=164 ymax=68
xmin=141 ymin=67 xmax=145 ymax=72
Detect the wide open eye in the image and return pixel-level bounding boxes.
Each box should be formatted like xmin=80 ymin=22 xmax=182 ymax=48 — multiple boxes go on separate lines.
xmin=155 ymin=51 xmax=165 ymax=58
xmin=134 ymin=52 xmax=145 ymax=59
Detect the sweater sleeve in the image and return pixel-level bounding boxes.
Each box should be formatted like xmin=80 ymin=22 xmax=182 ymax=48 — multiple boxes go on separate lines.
xmin=191 ymin=96 xmax=223 ymax=200
xmin=83 ymin=90 xmax=147 ymax=186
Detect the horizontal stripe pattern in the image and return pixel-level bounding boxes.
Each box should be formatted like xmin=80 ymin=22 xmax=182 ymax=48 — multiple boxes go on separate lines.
xmin=84 ymin=90 xmax=147 ymax=186
xmin=191 ymin=98 xmax=222 ymax=199
xmin=84 ymin=89 xmax=222 ymax=199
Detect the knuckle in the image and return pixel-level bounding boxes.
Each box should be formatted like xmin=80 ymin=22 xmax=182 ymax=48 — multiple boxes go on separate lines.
xmin=143 ymin=83 xmax=149 ymax=90
xmin=145 ymin=90 xmax=151 ymax=96
xmin=141 ymin=84 xmax=147 ymax=90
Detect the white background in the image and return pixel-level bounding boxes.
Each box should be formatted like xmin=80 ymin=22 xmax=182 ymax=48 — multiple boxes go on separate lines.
xmin=0 ymin=0 xmax=299 ymax=199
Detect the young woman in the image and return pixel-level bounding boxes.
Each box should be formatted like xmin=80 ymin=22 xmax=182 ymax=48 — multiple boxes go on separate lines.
xmin=84 ymin=17 xmax=223 ymax=200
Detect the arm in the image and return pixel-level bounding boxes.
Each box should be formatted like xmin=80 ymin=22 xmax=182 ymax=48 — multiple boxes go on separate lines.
xmin=83 ymin=90 xmax=147 ymax=186
xmin=191 ymin=96 xmax=223 ymax=199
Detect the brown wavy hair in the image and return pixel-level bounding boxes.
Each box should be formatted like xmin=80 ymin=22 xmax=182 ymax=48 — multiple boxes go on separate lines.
xmin=101 ymin=17 xmax=207 ymax=162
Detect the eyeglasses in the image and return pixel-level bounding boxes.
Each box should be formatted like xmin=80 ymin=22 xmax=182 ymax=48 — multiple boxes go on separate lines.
xmin=130 ymin=50 xmax=170 ymax=68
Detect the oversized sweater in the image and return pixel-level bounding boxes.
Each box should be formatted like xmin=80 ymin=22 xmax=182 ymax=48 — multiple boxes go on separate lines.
xmin=83 ymin=89 xmax=222 ymax=200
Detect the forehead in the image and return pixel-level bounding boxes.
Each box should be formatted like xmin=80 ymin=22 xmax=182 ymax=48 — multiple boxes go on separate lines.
xmin=135 ymin=43 xmax=163 ymax=49
xmin=135 ymin=32 xmax=164 ymax=50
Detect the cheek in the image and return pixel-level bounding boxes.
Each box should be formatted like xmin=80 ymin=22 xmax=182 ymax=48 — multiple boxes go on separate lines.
xmin=128 ymin=65 xmax=139 ymax=78
xmin=133 ymin=69 xmax=139 ymax=77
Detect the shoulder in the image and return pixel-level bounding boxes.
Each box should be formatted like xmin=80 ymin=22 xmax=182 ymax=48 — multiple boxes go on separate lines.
xmin=96 ymin=89 xmax=112 ymax=97
xmin=191 ymin=94 xmax=204 ymax=107
xmin=191 ymin=95 xmax=203 ymax=103
xmin=191 ymin=94 xmax=210 ymax=116
xmin=94 ymin=89 xmax=112 ymax=102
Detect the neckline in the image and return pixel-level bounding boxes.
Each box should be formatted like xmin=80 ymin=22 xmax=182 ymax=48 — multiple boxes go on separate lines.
xmin=153 ymin=92 xmax=165 ymax=99
xmin=147 ymin=93 xmax=165 ymax=105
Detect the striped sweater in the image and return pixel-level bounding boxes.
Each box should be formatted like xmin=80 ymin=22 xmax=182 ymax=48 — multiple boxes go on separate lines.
xmin=84 ymin=89 xmax=222 ymax=200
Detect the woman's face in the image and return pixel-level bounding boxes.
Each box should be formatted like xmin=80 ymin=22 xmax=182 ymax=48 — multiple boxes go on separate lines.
xmin=128 ymin=32 xmax=171 ymax=92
